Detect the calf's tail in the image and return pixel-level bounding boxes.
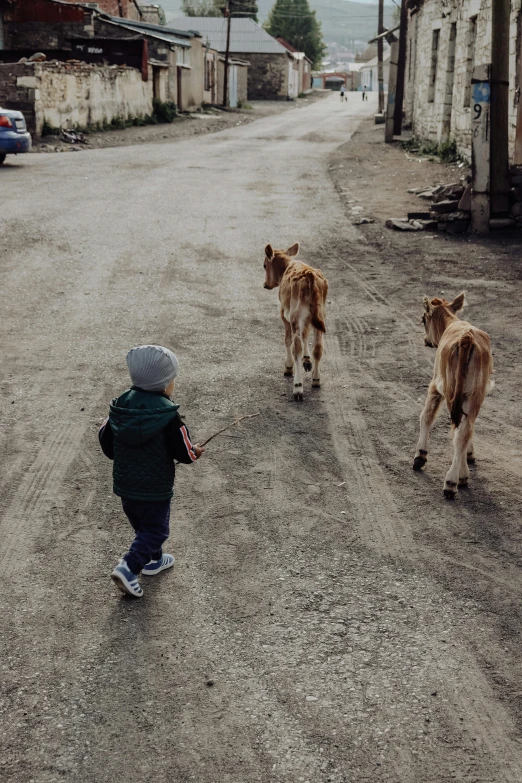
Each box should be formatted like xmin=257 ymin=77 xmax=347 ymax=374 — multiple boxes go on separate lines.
xmin=450 ymin=332 xmax=474 ymax=427
xmin=310 ymin=278 xmax=326 ymax=333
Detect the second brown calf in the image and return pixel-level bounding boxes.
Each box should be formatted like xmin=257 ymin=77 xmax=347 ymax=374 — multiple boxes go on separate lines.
xmin=413 ymin=293 xmax=494 ymax=498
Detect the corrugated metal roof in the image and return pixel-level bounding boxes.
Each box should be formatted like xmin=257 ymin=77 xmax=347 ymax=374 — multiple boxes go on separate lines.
xmin=103 ymin=16 xmax=193 ymax=47
xmin=170 ymin=17 xmax=289 ymax=55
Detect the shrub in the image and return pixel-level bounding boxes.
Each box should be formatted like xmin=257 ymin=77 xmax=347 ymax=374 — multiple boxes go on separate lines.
xmin=153 ymin=100 xmax=177 ymax=123
xmin=41 ymin=122 xmax=60 ymax=137
xmin=400 ymin=135 xmax=466 ymax=164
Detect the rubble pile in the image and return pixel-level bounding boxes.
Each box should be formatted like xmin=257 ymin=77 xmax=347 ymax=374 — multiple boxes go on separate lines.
xmin=386 ymin=178 xmax=471 ymax=234
xmin=387 ymin=167 xmax=522 ymax=233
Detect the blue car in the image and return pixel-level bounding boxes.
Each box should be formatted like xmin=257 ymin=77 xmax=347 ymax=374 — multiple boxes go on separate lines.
xmin=0 ymin=108 xmax=32 ymax=164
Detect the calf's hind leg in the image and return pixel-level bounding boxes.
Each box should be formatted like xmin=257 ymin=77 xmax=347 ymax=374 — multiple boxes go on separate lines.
xmin=311 ymin=328 xmax=324 ymax=388
xmin=282 ymin=316 xmax=293 ymax=376
xmin=413 ymin=381 xmax=443 ymax=470
xmin=444 ymin=418 xmax=473 ymax=498
xmin=302 ymin=323 xmax=312 ymax=373
xmin=291 ymin=318 xmax=304 ymax=400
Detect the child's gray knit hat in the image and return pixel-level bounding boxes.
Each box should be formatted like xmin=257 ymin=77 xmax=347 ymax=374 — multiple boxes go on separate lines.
xmin=126 ymin=345 xmax=179 ymax=392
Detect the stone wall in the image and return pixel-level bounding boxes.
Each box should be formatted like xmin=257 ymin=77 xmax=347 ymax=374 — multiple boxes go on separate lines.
xmin=238 ymin=52 xmax=289 ymax=100
xmin=237 ymin=62 xmax=248 ymax=104
xmin=405 ymin=0 xmax=522 ymax=162
xmin=0 ymin=61 xmax=153 ymax=136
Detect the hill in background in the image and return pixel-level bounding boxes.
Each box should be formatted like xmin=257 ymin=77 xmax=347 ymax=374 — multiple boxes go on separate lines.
xmin=162 ymin=0 xmax=395 ymax=49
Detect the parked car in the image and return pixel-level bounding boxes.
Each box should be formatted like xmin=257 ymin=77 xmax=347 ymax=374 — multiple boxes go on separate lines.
xmin=0 ymin=109 xmax=32 ymax=164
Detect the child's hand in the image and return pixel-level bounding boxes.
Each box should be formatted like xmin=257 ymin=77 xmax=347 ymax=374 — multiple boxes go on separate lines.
xmin=194 ymin=444 xmax=205 ymax=459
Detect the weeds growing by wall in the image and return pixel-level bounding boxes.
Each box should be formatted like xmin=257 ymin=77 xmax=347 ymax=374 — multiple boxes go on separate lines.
xmin=400 ymin=136 xmax=466 ymax=164
xmin=41 ymin=100 xmax=178 ymax=137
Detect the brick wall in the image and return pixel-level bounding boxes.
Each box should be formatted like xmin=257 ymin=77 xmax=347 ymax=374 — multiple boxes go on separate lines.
xmin=0 ymin=61 xmax=153 ymax=135
xmin=4 ymin=20 xmax=94 ymax=50
xmin=238 ymin=52 xmax=289 ymax=100
xmin=60 ymin=0 xmax=141 ymax=19
xmin=3 ymin=0 xmax=142 ymax=50
xmin=405 ymin=0 xmax=522 ymax=162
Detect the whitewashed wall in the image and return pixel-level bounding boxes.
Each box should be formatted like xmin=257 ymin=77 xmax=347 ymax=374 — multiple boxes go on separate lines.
xmin=404 ymin=0 xmax=521 ymax=162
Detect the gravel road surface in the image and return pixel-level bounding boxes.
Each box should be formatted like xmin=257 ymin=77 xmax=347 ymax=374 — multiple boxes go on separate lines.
xmin=1 ymin=92 xmax=522 ymax=783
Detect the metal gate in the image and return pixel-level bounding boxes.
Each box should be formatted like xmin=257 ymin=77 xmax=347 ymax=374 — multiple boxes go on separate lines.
xmin=229 ymin=65 xmax=238 ymax=108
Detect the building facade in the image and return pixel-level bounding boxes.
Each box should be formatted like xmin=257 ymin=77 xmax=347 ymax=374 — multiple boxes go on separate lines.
xmin=358 ymin=50 xmax=390 ymax=92
xmin=172 ymin=17 xmax=295 ymax=100
xmin=404 ymin=0 xmax=522 ymax=163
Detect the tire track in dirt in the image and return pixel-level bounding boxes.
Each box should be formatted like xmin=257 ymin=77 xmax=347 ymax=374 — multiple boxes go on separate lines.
xmin=323 ymin=333 xmax=411 ymax=557
xmin=0 ymin=421 xmax=89 ymax=576
xmin=321 ymin=240 xmax=522 ymax=780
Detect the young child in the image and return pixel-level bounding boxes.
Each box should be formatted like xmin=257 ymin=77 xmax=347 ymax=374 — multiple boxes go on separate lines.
xmin=99 ymin=345 xmax=204 ymax=598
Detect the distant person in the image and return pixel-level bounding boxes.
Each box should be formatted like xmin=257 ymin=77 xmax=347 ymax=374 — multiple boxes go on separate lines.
xmin=340 ymin=84 xmax=346 ymax=102
xmin=362 ymin=90 xmax=366 ymax=101
xmin=99 ymin=345 xmax=204 ymax=598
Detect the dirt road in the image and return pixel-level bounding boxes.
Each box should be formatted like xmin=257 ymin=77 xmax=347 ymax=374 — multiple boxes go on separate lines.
xmin=2 ymin=92 xmax=522 ymax=783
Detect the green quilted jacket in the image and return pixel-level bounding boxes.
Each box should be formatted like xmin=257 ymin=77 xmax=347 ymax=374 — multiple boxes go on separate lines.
xmin=107 ymin=387 xmax=195 ymax=502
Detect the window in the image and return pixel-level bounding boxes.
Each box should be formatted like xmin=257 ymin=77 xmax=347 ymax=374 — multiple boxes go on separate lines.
xmin=428 ymin=28 xmax=440 ymax=103
xmin=463 ymin=16 xmax=477 ymax=107
xmin=205 ymin=58 xmax=213 ymax=91
xmin=177 ymin=47 xmax=190 ymax=66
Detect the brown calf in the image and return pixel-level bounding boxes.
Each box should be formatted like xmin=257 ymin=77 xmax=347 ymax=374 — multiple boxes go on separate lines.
xmin=413 ymin=293 xmax=494 ymax=498
xmin=264 ymin=242 xmax=328 ymax=400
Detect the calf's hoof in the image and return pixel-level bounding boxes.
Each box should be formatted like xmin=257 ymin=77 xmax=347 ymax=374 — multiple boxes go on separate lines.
xmin=284 ymin=367 xmax=293 ymax=377
xmin=412 ymin=452 xmax=427 ymax=471
xmin=312 ymin=378 xmax=321 ymax=388
xmin=458 ymin=476 xmax=469 ymax=487
xmin=443 ymin=481 xmax=458 ymax=499
xmin=467 ymin=454 xmax=476 ymax=464
xmin=303 ymin=356 xmax=312 ymax=373
xmin=293 ymin=391 xmax=304 ymax=401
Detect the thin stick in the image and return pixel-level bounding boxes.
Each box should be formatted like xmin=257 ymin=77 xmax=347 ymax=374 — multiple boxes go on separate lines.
xmin=200 ymin=413 xmax=260 ymax=447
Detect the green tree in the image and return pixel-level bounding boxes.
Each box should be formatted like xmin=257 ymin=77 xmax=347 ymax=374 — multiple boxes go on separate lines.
xmin=264 ymin=0 xmax=326 ymax=68
xmin=229 ymin=0 xmax=258 ymax=22
xmin=181 ymin=0 xmax=258 ymax=21
xmin=181 ymin=0 xmax=220 ymax=16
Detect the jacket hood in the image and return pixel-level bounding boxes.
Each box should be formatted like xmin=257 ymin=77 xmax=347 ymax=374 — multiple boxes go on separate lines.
xmin=109 ymin=388 xmax=180 ymax=447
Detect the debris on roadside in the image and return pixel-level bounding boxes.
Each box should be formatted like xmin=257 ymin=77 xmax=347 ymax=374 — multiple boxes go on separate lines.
xmin=386 ymin=218 xmax=425 ymax=231
xmin=353 ymin=217 xmax=374 ymax=225
xmin=61 ymin=128 xmax=88 ymax=145
xmin=391 ymin=178 xmax=471 ymax=233
xmin=395 ymin=167 xmax=522 ymax=233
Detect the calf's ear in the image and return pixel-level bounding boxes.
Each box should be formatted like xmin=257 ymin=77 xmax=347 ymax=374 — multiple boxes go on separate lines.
xmin=450 ymin=292 xmax=465 ymax=313
xmin=423 ymin=295 xmax=432 ymax=314
xmin=286 ymin=242 xmax=300 ymax=257
xmin=265 ymin=243 xmax=274 ymax=260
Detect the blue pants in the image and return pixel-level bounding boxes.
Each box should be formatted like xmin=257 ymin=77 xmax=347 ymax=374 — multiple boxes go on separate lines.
xmin=121 ymin=498 xmax=171 ymax=575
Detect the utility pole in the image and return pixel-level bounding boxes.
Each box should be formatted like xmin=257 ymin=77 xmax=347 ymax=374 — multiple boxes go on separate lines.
xmin=385 ymin=34 xmax=399 ymax=142
xmin=490 ymin=0 xmax=510 ymax=214
xmin=223 ymin=0 xmax=232 ymax=108
xmin=393 ymin=0 xmax=408 ymax=135
xmin=377 ymin=0 xmax=384 ymax=114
